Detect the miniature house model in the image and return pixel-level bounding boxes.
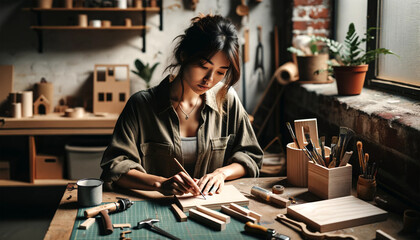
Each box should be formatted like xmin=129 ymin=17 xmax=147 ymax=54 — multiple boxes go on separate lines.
xmin=93 ymin=64 xmax=130 ymax=114
xmin=33 ymin=94 xmax=50 ymax=115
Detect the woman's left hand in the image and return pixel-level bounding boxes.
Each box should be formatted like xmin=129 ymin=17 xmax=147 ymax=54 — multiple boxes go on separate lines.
xmin=197 ymin=169 xmax=227 ymax=194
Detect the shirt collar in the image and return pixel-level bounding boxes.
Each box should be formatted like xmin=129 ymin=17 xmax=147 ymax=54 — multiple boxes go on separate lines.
xmin=154 ymin=75 xmax=220 ymax=115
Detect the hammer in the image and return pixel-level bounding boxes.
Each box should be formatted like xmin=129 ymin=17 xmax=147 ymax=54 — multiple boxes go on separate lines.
xmin=135 ymin=218 xmax=181 ymax=240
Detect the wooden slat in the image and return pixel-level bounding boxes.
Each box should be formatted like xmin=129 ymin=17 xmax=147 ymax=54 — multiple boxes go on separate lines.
xmin=220 ymin=205 xmax=257 ymax=223
xmin=196 ymin=205 xmax=230 ymax=223
xmin=189 ymin=208 xmax=226 ymax=231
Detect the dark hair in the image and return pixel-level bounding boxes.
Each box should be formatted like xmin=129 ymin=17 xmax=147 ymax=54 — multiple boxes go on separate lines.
xmin=166 ymin=14 xmax=240 ymax=112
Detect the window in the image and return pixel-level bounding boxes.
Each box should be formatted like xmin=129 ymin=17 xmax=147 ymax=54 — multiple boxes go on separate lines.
xmin=98 ymin=93 xmax=104 ymax=102
xmin=106 ymin=93 xmax=112 ymax=101
xmin=119 ymin=93 xmax=126 ymax=102
xmin=335 ymin=0 xmax=419 ymax=98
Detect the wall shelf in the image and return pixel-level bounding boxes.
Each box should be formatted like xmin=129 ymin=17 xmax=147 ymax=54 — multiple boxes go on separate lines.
xmin=24 ymin=7 xmax=160 ymax=12
xmin=25 ymin=3 xmax=163 ymax=53
xmin=30 ymin=26 xmax=148 ymax=30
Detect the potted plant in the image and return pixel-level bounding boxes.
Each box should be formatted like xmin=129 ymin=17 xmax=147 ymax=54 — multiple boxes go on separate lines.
xmin=314 ymin=23 xmax=396 ymax=95
xmin=287 ymin=36 xmax=329 ymax=83
xmin=132 ymin=58 xmax=159 ymax=89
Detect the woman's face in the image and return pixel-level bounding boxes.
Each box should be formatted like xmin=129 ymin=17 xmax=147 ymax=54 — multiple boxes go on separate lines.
xmin=182 ymin=51 xmax=230 ymax=95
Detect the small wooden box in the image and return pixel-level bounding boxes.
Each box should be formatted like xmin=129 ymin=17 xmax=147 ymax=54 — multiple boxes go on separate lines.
xmin=308 ymin=161 xmax=352 ymax=199
xmin=35 ymin=154 xmax=63 ymax=179
xmin=287 ymin=142 xmax=330 ymax=187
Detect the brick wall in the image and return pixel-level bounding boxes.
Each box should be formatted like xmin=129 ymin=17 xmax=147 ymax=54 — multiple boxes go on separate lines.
xmin=293 ymin=0 xmax=331 ymax=37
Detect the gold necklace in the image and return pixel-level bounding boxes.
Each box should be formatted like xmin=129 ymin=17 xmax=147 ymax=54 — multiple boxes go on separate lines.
xmin=178 ymin=97 xmax=200 ymax=120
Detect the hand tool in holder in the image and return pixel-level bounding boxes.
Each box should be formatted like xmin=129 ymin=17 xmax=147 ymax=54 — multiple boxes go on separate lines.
xmin=84 ymin=198 xmax=134 ymax=235
xmin=245 ymin=221 xmax=290 ymax=240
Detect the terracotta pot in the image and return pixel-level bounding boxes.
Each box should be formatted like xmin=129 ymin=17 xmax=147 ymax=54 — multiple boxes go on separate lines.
xmin=297 ymin=54 xmax=328 ymax=82
xmin=333 ymin=65 xmax=368 ymax=95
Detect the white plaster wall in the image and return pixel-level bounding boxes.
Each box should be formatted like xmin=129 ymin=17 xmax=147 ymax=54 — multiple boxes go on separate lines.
xmin=0 ymin=0 xmax=279 ymax=113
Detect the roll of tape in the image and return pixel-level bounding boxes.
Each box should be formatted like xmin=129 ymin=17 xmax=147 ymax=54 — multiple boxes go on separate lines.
xmin=272 ymin=185 xmax=284 ymax=194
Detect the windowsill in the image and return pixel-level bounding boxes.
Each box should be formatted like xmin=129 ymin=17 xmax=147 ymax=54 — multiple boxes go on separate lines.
xmin=282 ymin=81 xmax=420 ymax=208
xmin=300 ymin=82 xmax=420 ymax=132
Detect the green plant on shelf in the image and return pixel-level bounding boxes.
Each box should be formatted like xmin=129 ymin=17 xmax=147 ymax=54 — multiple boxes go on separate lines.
xmin=132 ymin=58 xmax=160 ymax=89
xmin=314 ymin=22 xmax=397 ymax=67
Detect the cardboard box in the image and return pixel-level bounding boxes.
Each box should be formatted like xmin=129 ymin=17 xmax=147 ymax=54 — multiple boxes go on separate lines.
xmin=308 ymin=161 xmax=352 ymax=199
xmin=35 ymin=154 xmax=63 ymax=179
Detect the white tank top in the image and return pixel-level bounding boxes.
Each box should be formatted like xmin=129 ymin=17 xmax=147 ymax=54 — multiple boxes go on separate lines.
xmin=181 ymin=136 xmax=198 ymax=176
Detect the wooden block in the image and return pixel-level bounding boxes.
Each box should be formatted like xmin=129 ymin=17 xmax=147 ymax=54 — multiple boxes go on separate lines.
xmin=79 ymin=218 xmax=95 ymax=230
xmin=229 ymin=203 xmax=251 ymax=216
xmin=308 ymin=161 xmax=352 ymax=199
xmin=220 ymin=205 xmax=257 ymax=223
xmin=113 ymin=223 xmax=131 ymax=229
xmin=294 ymin=118 xmax=319 ymax=148
xmin=376 ymin=230 xmax=396 ymax=240
xmin=270 ymin=194 xmax=291 ymax=208
xmin=196 ymin=205 xmax=230 ymax=223
xmin=249 ymin=211 xmax=262 ymax=222
xmin=171 ymin=204 xmax=187 ymax=222
xmin=176 ymin=185 xmax=249 ymax=212
xmin=287 ymin=196 xmax=388 ymax=232
xmin=189 ymin=208 xmax=226 ymax=231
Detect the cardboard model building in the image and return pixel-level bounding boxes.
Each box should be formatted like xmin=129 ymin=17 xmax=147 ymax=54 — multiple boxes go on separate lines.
xmin=93 ymin=64 xmax=130 ymax=114
xmin=34 ymin=94 xmax=50 ymax=115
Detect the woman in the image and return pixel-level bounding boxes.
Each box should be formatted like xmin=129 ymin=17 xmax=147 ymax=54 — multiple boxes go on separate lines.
xmin=100 ymin=14 xmax=263 ymax=196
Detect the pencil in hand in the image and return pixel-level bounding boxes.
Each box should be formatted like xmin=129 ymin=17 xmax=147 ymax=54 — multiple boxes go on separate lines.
xmin=173 ymin=158 xmax=206 ymax=200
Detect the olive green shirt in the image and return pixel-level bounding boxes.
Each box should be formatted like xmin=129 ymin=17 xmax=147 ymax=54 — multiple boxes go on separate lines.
xmin=100 ymin=76 xmax=263 ymax=187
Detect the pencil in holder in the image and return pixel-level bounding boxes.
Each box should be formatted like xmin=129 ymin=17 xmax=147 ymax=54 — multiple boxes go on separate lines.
xmin=308 ymin=159 xmax=351 ymax=199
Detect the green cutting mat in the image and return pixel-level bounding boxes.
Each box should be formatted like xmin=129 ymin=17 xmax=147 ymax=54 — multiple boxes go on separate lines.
xmin=70 ymin=200 xmax=258 ymax=239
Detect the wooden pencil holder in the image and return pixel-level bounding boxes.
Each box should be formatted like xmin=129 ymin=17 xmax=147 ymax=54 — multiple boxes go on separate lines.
xmin=357 ymin=175 xmax=376 ymax=201
xmin=308 ymin=160 xmax=351 ymax=199
xmin=287 ymin=142 xmax=329 ymax=187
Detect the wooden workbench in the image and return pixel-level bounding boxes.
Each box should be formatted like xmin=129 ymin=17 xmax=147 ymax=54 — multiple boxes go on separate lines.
xmin=44 ymin=177 xmax=409 ymax=240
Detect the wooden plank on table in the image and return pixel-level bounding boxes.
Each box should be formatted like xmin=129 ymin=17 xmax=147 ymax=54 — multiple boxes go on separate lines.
xmin=44 ymin=183 xmax=79 ymax=240
xmin=196 ymin=205 xmax=230 ymax=223
xmin=175 ymin=185 xmax=249 ymax=212
xmin=189 ymin=208 xmax=226 ymax=231
xmin=287 ymin=196 xmax=388 ymax=232
xmin=221 ymin=205 xmax=257 ymax=223
xmin=171 ymin=204 xmax=187 ymax=222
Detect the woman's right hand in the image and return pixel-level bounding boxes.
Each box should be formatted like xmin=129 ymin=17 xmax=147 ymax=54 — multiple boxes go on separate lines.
xmin=153 ymin=171 xmax=201 ymax=196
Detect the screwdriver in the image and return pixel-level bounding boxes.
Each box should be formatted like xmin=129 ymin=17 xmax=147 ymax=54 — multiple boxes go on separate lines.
xmin=244 ymin=221 xmax=290 ymax=240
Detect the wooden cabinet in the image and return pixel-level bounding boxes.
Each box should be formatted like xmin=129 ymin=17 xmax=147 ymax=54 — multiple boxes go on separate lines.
xmin=24 ymin=4 xmax=163 ymax=53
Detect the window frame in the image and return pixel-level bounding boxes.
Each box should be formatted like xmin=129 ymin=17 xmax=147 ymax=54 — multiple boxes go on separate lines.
xmin=365 ymin=0 xmax=420 ymax=100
